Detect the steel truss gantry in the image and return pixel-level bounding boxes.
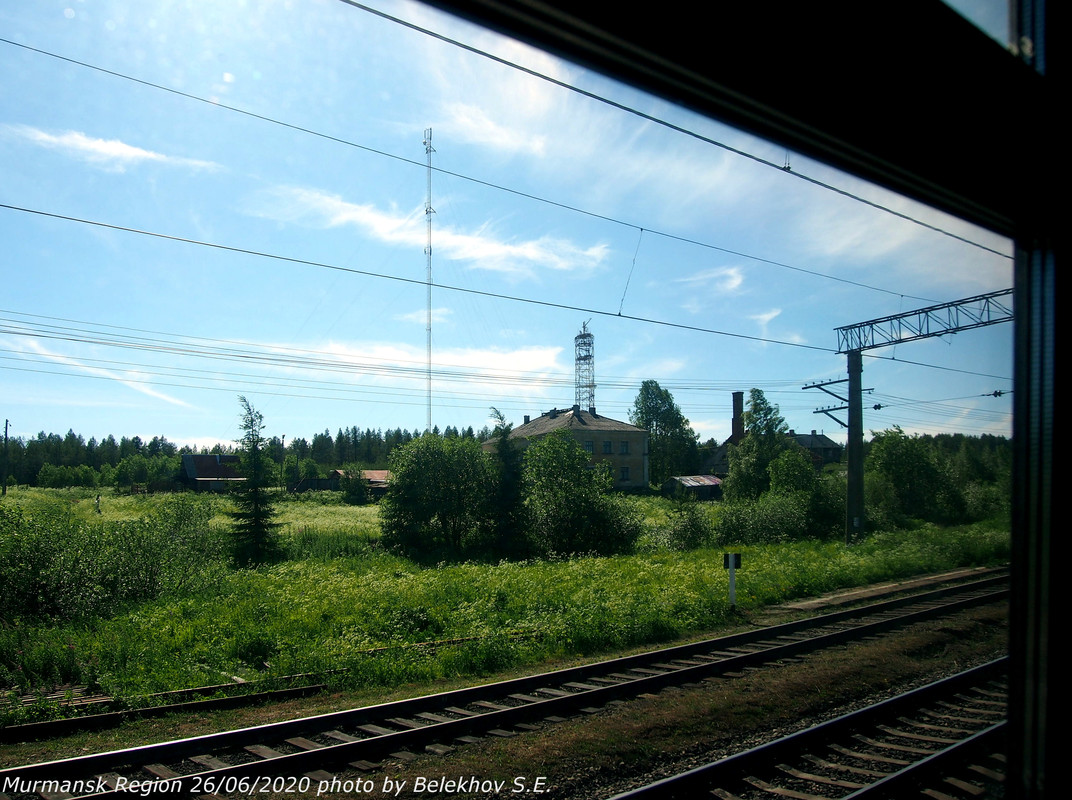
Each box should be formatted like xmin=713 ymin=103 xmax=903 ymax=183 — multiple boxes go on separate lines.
xmin=835 ymin=289 xmax=1013 ymax=353
xmin=820 ymin=289 xmax=1013 ymax=543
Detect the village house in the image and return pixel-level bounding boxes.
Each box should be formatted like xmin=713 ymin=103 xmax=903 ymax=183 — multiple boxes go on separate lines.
xmin=179 ymin=453 xmax=243 ymax=492
xmin=493 ymin=406 xmax=649 ymax=490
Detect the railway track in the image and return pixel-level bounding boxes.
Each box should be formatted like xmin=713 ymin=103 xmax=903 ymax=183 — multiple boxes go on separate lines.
xmin=607 ymin=657 xmax=1007 ymax=799
xmin=0 ymin=575 xmax=1006 ymax=799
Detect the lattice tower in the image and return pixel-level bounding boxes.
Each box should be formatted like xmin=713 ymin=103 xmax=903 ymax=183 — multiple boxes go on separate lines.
xmin=575 ymin=321 xmax=595 ymax=410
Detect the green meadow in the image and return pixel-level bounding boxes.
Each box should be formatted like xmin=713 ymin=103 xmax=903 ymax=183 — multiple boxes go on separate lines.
xmin=0 ymin=488 xmax=1009 ymax=724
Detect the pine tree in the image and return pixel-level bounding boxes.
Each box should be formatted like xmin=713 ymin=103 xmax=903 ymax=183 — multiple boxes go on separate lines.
xmin=229 ymin=396 xmax=282 ymax=567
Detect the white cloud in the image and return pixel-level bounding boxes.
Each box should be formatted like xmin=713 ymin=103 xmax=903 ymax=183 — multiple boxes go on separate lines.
xmin=250 ymin=186 xmax=609 ymax=279
xmin=749 ymin=309 xmax=781 ymax=339
xmin=443 ymin=102 xmax=547 ymax=156
xmin=22 ymin=340 xmax=193 ymax=408
xmin=307 ymin=339 xmax=569 ymax=402
xmin=395 ymin=307 xmax=453 ymax=324
xmin=676 ymin=266 xmax=745 ymax=293
xmin=625 ymin=357 xmax=688 ymax=380
xmin=2 ymin=125 xmax=220 ymax=172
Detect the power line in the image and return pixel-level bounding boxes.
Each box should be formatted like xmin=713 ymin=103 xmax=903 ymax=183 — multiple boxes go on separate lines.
xmin=1 ymin=202 xmax=1015 ymax=388
xmin=0 ymin=312 xmax=852 ymax=394
xmin=0 ymin=202 xmax=837 ymax=353
xmin=0 ymin=35 xmax=980 ymax=305
xmin=861 ymin=349 xmax=1010 ymax=381
xmin=334 ymin=0 xmax=1013 ymax=261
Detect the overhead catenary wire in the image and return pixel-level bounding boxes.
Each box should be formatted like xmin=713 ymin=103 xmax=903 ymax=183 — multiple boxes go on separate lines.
xmin=0 ymin=16 xmax=1014 ymax=441
xmin=0 ymin=203 xmax=838 ymax=353
xmin=4 ymin=309 xmax=1007 ymax=403
xmin=0 ymin=311 xmax=838 ymax=393
xmin=0 ymin=300 xmax=1012 ymax=438
xmin=0 ymin=202 xmax=1014 ymax=388
xmin=332 ymin=0 xmax=1013 ymax=262
xmin=0 ymin=35 xmax=995 ymax=305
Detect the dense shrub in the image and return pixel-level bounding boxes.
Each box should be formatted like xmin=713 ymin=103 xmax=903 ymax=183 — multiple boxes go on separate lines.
xmin=339 ymin=465 xmax=371 ymax=505
xmin=0 ymin=495 xmax=225 ymax=622
xmin=806 ymin=475 xmax=845 ymax=538
xmin=380 ymin=434 xmax=495 ymax=557
xmin=866 ymin=427 xmax=967 ymax=525
xmin=962 ymin=481 xmax=1010 ymax=522
xmin=521 ymin=430 xmax=642 ymax=557
xmin=660 ymin=498 xmax=716 ymax=550
xmin=715 ymin=491 xmax=810 ymax=545
xmin=36 ymin=463 xmax=98 ymax=489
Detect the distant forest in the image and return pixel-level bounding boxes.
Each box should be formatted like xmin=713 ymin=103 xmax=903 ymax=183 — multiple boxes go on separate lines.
xmin=1 ymin=424 xmax=489 ymax=490
xmin=1 ymin=422 xmax=1011 ymax=496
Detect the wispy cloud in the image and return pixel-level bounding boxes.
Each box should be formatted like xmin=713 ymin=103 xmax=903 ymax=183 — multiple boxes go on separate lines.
xmin=23 ymin=340 xmax=194 ymax=407
xmin=749 ymin=309 xmax=782 ymax=340
xmin=1 ymin=124 xmax=220 ymax=172
xmin=395 ymin=307 xmax=453 ymax=324
xmin=443 ymin=102 xmax=547 ymax=156
xmin=674 ymin=266 xmax=746 ymax=313
xmin=249 ymin=186 xmax=609 ymax=279
xmin=677 ymin=266 xmax=745 ymax=293
xmin=309 ymin=339 xmax=569 ymax=402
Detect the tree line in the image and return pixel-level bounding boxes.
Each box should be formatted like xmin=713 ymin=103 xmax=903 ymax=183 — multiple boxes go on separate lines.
xmin=3 ymin=383 xmax=1011 ymax=544
xmin=0 ymin=424 xmax=487 ymax=490
xmin=717 ymin=388 xmax=1011 ymax=542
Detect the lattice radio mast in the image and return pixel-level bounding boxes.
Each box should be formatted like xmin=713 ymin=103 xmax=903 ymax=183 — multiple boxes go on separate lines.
xmin=424 ymin=128 xmax=435 ymax=433
xmin=575 ymin=321 xmax=595 ymax=411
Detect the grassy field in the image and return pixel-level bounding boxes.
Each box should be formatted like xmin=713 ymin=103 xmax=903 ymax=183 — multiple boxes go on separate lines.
xmin=0 ymin=487 xmax=1009 ymax=724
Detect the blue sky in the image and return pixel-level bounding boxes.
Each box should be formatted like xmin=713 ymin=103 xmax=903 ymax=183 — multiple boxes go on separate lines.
xmin=1 ymin=0 xmax=1014 ymax=452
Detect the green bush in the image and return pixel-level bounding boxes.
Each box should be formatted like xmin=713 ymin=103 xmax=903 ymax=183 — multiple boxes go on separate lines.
xmin=521 ymin=430 xmax=641 ymax=557
xmin=339 ymin=466 xmax=371 ymax=505
xmin=661 ymin=498 xmax=716 ymax=550
xmin=380 ymin=434 xmax=495 ymax=557
xmin=715 ymin=491 xmax=810 ymax=545
xmin=962 ymin=481 xmax=1010 ymax=522
xmin=0 ymin=495 xmax=225 ymax=622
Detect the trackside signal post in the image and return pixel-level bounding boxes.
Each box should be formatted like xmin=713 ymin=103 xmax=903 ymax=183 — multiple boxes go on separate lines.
xmin=723 ymin=552 xmax=741 ymax=608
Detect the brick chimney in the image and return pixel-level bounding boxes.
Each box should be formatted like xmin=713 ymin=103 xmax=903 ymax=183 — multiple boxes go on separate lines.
xmin=731 ymin=391 xmax=745 ymax=443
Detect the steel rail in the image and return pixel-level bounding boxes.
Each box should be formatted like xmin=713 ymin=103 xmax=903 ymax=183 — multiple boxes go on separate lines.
xmin=843 ymin=721 xmax=1006 ymax=799
xmin=1 ymin=573 xmax=1005 ymax=744
xmin=0 ymin=578 xmax=1007 ymax=796
xmin=605 ymin=658 xmax=1007 ymax=799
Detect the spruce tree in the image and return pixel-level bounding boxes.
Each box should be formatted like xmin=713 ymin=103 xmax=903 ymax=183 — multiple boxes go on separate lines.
xmin=230 ymin=396 xmax=282 ymax=567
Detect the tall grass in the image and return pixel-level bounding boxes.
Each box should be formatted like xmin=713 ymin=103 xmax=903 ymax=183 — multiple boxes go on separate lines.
xmin=1 ymin=486 xmax=1009 ymax=715
xmin=276 ymin=503 xmax=382 ymax=559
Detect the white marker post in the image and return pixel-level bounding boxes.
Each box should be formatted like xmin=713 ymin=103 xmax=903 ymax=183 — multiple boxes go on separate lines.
xmin=723 ymin=553 xmax=741 ymax=609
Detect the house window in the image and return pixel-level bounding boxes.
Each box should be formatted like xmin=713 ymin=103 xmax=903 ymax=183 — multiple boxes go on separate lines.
xmin=603 ymin=440 xmax=613 ymax=454
xmin=620 ymin=441 xmax=629 ymax=454
xmin=620 ymin=466 xmax=630 ymax=481
xmin=583 ymin=440 xmax=594 ymax=454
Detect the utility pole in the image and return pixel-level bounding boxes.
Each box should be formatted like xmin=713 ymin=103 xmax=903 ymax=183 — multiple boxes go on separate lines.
xmin=2 ymin=419 xmax=8 ymax=496
xmin=821 ymin=289 xmax=1013 ymax=543
xmin=802 ymin=374 xmax=869 ymax=544
xmin=424 ymin=127 xmax=435 ymax=434
xmin=845 ymin=351 xmax=864 ymax=542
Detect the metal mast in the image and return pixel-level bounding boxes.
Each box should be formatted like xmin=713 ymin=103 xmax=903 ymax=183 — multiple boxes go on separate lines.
xmin=575 ymin=321 xmax=595 ymax=410
xmin=424 ymin=128 xmax=435 ymax=433
xmin=815 ymin=288 xmax=1013 ymax=543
